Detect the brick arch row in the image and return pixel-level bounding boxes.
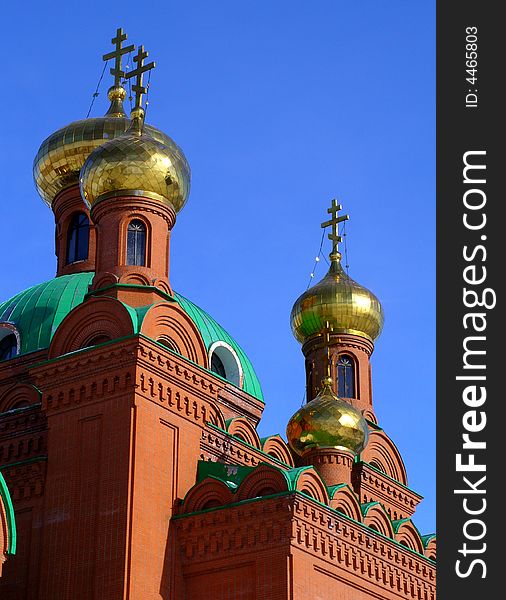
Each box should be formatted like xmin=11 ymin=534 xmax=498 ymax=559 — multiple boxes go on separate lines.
xmin=392 ymin=519 xmax=425 ymax=555
xmin=224 ymin=420 xmax=294 ymax=467
xmin=361 ymin=429 xmax=407 ymax=485
xmin=48 ymin=296 xmax=208 ymax=368
xmin=181 ymin=464 xmax=330 ymax=514
xmin=0 ymin=384 xmax=41 ymax=414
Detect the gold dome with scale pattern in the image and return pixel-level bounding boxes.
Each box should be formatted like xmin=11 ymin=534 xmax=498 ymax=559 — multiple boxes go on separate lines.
xmin=79 ymin=108 xmax=190 ymax=212
xmin=286 ymin=376 xmax=369 ymax=456
xmin=33 ymin=86 xmax=131 ymax=207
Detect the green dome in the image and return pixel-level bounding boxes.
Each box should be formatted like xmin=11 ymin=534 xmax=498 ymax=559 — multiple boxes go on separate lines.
xmin=0 ymin=273 xmax=263 ymax=401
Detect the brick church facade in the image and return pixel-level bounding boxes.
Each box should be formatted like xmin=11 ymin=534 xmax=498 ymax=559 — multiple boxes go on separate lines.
xmin=0 ymin=31 xmax=435 ymax=599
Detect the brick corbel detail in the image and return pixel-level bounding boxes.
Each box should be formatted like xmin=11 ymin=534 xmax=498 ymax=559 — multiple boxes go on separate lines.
xmin=175 ymin=494 xmax=436 ymax=600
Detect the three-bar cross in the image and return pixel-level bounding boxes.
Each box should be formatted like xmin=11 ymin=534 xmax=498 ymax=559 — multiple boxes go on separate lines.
xmin=103 ymin=27 xmax=135 ymax=88
xmin=321 ymin=198 xmax=349 ymax=255
xmin=125 ymin=45 xmax=155 ymax=110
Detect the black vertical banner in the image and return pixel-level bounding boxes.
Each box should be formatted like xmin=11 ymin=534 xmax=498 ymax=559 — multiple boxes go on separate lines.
xmin=437 ymin=2 xmax=501 ymax=598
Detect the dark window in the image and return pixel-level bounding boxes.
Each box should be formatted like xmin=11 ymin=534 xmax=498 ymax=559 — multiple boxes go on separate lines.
xmin=0 ymin=334 xmax=17 ymax=361
xmin=337 ymin=354 xmax=355 ymax=398
xmin=87 ymin=335 xmax=110 ymax=347
xmin=211 ymin=353 xmax=226 ymax=378
xmin=127 ymin=220 xmax=146 ymax=266
xmin=66 ymin=213 xmax=89 ymax=264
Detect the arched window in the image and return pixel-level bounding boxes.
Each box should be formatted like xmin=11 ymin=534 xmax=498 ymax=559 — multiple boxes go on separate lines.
xmin=211 ymin=352 xmax=227 ymax=378
xmin=337 ymin=354 xmax=355 ymax=398
xmin=0 ymin=333 xmax=17 ymax=361
xmin=66 ymin=213 xmax=89 ymax=264
xmin=126 ymin=220 xmax=146 ymax=266
xmin=209 ymin=342 xmax=242 ymax=387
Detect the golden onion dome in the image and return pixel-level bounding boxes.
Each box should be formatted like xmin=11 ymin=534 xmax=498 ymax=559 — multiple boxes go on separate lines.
xmin=79 ymin=107 xmax=190 ymax=213
xmin=33 ymin=86 xmax=133 ymax=207
xmin=286 ymin=377 xmax=369 ymax=456
xmin=290 ymin=252 xmax=384 ymax=344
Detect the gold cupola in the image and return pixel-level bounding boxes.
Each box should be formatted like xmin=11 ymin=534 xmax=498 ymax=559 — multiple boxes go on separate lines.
xmin=33 ymin=29 xmax=138 ymax=207
xmin=286 ymin=376 xmax=369 ymax=456
xmin=79 ymin=46 xmax=190 ymax=213
xmin=290 ymin=200 xmax=384 ymax=344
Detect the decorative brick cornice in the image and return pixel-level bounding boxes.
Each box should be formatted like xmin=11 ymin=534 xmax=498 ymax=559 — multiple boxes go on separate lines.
xmin=200 ymin=428 xmax=283 ymax=469
xmin=135 ymin=339 xmax=221 ymax=404
xmin=30 ymin=341 xmax=138 ymax=415
xmin=353 ymin=463 xmax=422 ymax=521
xmin=175 ymin=495 xmax=293 ymax=560
xmin=0 ymin=406 xmax=47 ymax=465
xmin=91 ymin=195 xmax=176 ymax=229
xmin=217 ymin=384 xmax=264 ymax=426
xmin=0 ymin=349 xmax=47 ymax=384
xmin=135 ymin=367 xmax=224 ymax=429
xmin=175 ymin=493 xmax=435 ymax=600
xmin=292 ymin=495 xmax=434 ymax=598
xmin=1 ymin=458 xmax=47 ymax=502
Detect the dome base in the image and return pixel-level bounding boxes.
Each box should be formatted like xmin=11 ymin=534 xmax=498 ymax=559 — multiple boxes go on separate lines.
xmin=300 ymin=447 xmax=355 ymax=487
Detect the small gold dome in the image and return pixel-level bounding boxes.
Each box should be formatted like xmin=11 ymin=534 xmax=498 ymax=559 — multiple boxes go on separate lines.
xmin=79 ymin=109 xmax=190 ymax=212
xmin=286 ymin=378 xmax=369 ymax=456
xmin=33 ymin=86 xmax=133 ymax=206
xmin=290 ymin=253 xmax=384 ymax=343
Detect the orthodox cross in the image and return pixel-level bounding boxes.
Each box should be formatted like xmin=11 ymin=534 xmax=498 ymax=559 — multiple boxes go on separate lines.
xmin=103 ymin=27 xmax=135 ymax=87
xmin=321 ymin=198 xmax=349 ymax=255
xmin=125 ymin=45 xmax=155 ymax=110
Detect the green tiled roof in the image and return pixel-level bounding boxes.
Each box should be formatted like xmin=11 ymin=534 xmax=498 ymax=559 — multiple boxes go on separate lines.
xmin=0 ymin=273 xmax=94 ymax=356
xmin=174 ymin=293 xmax=263 ymax=401
xmin=0 ymin=273 xmax=263 ymax=401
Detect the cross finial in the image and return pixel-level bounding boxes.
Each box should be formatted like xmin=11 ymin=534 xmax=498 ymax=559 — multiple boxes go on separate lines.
xmin=103 ymin=27 xmax=135 ymax=88
xmin=125 ymin=45 xmax=155 ymax=111
xmin=321 ymin=199 xmax=349 ymax=258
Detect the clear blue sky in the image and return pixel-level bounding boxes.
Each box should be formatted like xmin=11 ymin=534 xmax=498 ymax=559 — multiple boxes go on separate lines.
xmin=1 ymin=1 xmax=435 ymax=533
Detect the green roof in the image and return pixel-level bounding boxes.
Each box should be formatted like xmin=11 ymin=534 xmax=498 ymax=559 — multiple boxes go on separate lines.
xmin=196 ymin=461 xmax=254 ymax=489
xmin=0 ymin=272 xmax=94 ymax=356
xmin=174 ymin=294 xmax=263 ymax=401
xmin=0 ymin=273 xmax=263 ymax=401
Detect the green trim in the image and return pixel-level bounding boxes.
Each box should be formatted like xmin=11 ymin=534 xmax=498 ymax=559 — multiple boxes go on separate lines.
xmin=174 ymin=490 xmax=295 ymax=520
xmin=259 ymin=434 xmax=282 ymax=445
xmin=194 ymin=458 xmax=316 ymax=495
xmin=365 ymin=419 xmax=383 ymax=431
xmin=280 ymin=465 xmax=314 ymax=489
xmin=0 ymin=472 xmax=17 ymax=554
xmin=30 ymin=334 xmax=139 ymax=369
xmin=327 ymin=483 xmax=354 ymax=499
xmin=360 ymin=500 xmax=386 ymax=517
xmin=0 ymin=403 xmax=42 ymax=419
xmin=196 ymin=461 xmax=254 ymax=488
xmin=0 ymin=455 xmax=48 ymax=471
xmin=421 ymin=533 xmax=437 ymax=547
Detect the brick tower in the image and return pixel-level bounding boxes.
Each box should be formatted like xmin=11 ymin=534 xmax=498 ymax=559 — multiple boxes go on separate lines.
xmin=0 ymin=31 xmax=435 ymax=600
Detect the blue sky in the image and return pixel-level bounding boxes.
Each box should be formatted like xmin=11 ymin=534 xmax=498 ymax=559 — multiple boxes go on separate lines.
xmin=1 ymin=1 xmax=435 ymax=533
